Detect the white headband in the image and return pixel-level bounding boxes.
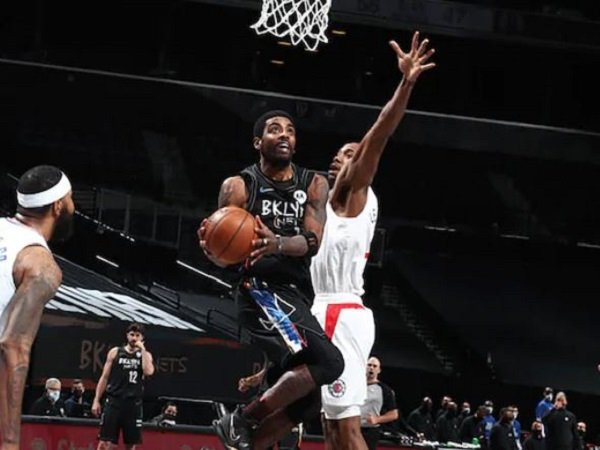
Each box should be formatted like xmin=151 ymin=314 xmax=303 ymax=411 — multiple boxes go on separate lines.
xmin=17 ymin=173 xmax=72 ymax=208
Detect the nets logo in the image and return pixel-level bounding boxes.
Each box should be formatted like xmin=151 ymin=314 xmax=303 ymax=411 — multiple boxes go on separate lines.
xmin=328 ymin=378 xmax=346 ymax=398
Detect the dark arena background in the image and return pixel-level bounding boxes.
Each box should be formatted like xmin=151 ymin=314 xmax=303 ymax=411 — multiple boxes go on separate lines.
xmin=1 ymin=0 xmax=600 ymax=448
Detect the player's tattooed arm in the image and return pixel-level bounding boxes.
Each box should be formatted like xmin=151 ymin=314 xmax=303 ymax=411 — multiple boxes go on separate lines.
xmin=217 ymin=176 xmax=248 ymax=209
xmin=0 ymin=247 xmax=61 ymax=445
xmin=198 ymin=176 xmax=248 ymax=267
xmin=250 ymin=174 xmax=328 ymax=263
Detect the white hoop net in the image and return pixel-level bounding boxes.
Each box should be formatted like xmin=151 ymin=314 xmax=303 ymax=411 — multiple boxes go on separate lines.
xmin=251 ymin=0 xmax=332 ymax=51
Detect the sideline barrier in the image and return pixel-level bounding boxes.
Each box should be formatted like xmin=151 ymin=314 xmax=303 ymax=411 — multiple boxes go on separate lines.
xmin=20 ymin=416 xmax=406 ymax=449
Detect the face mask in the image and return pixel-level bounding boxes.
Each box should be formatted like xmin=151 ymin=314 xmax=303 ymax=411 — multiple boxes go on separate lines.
xmin=165 ymin=413 xmax=176 ymax=420
xmin=487 ymin=407 xmax=493 ymax=415
xmin=534 ymin=430 xmax=543 ymax=437
xmin=514 ymin=413 xmax=518 ymax=419
xmin=463 ymin=409 xmax=471 ymax=415
xmin=48 ymin=390 xmax=60 ymax=403
xmin=545 ymin=395 xmax=553 ymax=402
xmin=73 ymin=389 xmax=83 ymax=398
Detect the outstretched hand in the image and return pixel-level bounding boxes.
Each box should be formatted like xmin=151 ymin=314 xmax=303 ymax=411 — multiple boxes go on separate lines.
xmin=389 ymin=31 xmax=436 ymax=83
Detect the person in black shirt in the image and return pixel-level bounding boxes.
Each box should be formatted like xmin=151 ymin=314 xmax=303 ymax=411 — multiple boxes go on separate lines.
xmin=460 ymin=405 xmax=488 ymax=443
xmin=64 ymin=379 xmax=91 ymax=418
xmin=524 ymin=421 xmax=546 ymax=450
xmin=29 ymin=377 xmax=65 ymax=417
xmin=436 ymin=401 xmax=460 ymax=443
xmin=92 ymin=323 xmax=155 ymax=450
xmin=490 ymin=407 xmax=519 ymax=450
xmin=542 ymin=392 xmax=581 ymax=450
xmin=201 ymin=110 xmax=343 ymax=450
xmin=150 ymin=402 xmax=178 ymax=427
xmin=408 ymin=397 xmax=435 ymax=441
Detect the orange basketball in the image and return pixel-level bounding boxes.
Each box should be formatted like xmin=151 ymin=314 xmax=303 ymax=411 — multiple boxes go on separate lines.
xmin=202 ymin=206 xmax=257 ymax=266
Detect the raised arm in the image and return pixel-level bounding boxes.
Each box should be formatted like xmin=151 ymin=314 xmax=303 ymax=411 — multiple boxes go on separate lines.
xmin=339 ymin=31 xmax=435 ymax=190
xmin=91 ymin=346 xmax=118 ymax=417
xmin=250 ymin=174 xmax=328 ymax=263
xmin=136 ymin=340 xmax=155 ymax=377
xmin=0 ymin=246 xmax=61 ymax=446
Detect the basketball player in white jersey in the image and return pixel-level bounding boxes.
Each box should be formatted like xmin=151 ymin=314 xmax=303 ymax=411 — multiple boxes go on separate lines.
xmin=0 ymin=165 xmax=75 ymax=450
xmin=310 ymin=31 xmax=436 ymax=450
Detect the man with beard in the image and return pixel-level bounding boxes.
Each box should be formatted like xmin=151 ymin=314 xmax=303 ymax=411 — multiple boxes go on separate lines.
xmin=92 ymin=323 xmax=155 ymax=450
xmin=200 ymin=110 xmax=343 ymax=450
xmin=0 ymin=165 xmax=75 ymax=450
xmin=310 ymin=31 xmax=435 ymax=450
xmin=408 ymin=397 xmax=435 ymax=441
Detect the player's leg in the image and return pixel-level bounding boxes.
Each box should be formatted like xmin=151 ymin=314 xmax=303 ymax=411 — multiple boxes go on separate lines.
xmin=97 ymin=398 xmax=120 ymax=450
xmin=214 ymin=283 xmax=343 ymax=449
xmin=122 ymin=399 xmax=143 ymax=450
xmin=318 ymin=304 xmax=375 ymax=450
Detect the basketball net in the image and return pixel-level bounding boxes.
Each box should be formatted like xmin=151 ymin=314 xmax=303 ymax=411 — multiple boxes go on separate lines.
xmin=251 ymin=0 xmax=332 ymax=51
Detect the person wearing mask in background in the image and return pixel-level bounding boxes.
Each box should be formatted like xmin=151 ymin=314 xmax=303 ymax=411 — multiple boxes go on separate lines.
xmin=536 ymin=388 xmax=554 ymax=421
xmin=482 ymin=400 xmax=497 ymax=447
xmin=524 ymin=421 xmax=546 ymax=450
xmin=490 ymin=408 xmax=518 ymax=450
xmin=408 ymin=397 xmax=435 ymax=441
xmin=460 ymin=405 xmax=487 ymax=443
xmin=459 ymin=402 xmax=471 ymax=426
xmin=151 ymin=402 xmax=178 ymax=427
xmin=576 ymin=422 xmax=586 ymax=450
xmin=542 ymin=392 xmax=581 ymax=450
xmin=436 ymin=401 xmax=460 ymax=443
xmin=436 ymin=396 xmax=452 ymax=420
xmin=65 ymin=379 xmax=90 ymax=418
xmin=29 ymin=377 xmax=65 ymax=417
xmin=510 ymin=405 xmax=522 ymax=449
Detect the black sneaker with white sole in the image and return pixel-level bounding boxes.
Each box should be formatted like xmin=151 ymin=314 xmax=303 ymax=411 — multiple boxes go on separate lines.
xmin=212 ymin=406 xmax=254 ymax=450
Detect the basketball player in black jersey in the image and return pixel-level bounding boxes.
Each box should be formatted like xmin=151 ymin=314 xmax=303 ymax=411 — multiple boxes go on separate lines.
xmin=199 ymin=111 xmax=344 ymax=449
xmin=92 ymin=323 xmax=154 ymax=450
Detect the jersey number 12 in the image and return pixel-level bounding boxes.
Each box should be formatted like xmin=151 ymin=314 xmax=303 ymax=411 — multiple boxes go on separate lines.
xmin=129 ymin=371 xmax=138 ymax=384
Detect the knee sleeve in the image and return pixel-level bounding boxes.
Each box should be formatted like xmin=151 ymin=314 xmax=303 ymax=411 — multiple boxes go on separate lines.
xmin=307 ymin=336 xmax=344 ymax=386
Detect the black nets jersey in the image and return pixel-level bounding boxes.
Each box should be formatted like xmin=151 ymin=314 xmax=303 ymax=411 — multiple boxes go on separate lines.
xmin=106 ymin=346 xmax=144 ymax=399
xmin=240 ymin=163 xmax=316 ymax=297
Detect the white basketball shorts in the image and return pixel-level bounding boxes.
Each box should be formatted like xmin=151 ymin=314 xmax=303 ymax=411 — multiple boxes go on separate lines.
xmin=311 ymin=300 xmax=375 ymax=420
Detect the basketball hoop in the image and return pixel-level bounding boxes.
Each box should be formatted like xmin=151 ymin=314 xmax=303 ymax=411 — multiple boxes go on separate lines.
xmin=251 ymin=0 xmax=332 ymax=51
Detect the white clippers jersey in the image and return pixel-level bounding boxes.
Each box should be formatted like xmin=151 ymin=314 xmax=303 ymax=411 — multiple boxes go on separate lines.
xmin=311 ymin=187 xmax=378 ymax=302
xmin=0 ymin=218 xmax=49 ymax=313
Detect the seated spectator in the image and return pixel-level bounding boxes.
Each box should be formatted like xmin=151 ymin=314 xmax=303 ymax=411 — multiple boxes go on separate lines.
xmin=151 ymin=402 xmax=178 ymax=427
xmin=408 ymin=397 xmax=435 ymax=441
xmin=64 ymin=379 xmax=91 ymax=418
xmin=29 ymin=377 xmax=65 ymax=417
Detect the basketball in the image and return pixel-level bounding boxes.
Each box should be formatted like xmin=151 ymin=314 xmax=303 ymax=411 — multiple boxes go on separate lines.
xmin=202 ymin=206 xmax=257 ymax=265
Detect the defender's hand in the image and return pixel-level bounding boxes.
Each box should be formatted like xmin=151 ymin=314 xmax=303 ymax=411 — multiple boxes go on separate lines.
xmin=390 ymin=31 xmax=436 ymax=83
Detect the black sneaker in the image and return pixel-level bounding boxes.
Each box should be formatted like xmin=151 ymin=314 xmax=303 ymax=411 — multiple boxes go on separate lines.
xmin=212 ymin=406 xmax=254 ymax=450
